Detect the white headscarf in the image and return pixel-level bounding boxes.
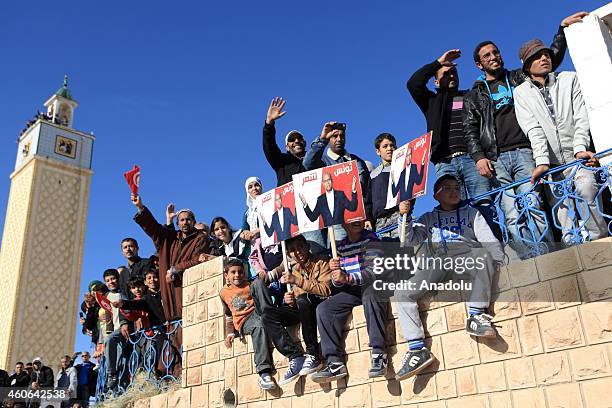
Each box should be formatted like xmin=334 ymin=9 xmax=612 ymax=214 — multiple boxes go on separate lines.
xmin=245 ymin=177 xmax=262 ymax=231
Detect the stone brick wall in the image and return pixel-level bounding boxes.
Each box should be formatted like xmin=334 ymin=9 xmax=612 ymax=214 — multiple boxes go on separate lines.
xmin=141 ymin=238 xmax=612 ymax=407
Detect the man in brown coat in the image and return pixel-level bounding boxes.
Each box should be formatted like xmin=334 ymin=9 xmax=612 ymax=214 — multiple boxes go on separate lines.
xmin=131 ymin=194 xmax=208 ymax=321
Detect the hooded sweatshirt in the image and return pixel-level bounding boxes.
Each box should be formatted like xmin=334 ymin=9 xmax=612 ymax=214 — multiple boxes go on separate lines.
xmin=403 ymin=202 xmax=504 ymax=264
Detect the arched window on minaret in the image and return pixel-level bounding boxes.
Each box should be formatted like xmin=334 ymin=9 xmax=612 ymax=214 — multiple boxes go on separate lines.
xmin=44 ymin=75 xmax=78 ymax=128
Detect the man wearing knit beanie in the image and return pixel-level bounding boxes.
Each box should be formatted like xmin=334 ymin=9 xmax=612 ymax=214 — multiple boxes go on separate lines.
xmin=514 ymin=34 xmax=607 ymax=244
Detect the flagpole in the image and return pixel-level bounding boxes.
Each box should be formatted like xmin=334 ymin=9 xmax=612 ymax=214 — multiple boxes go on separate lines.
xmin=281 ymin=240 xmax=292 ymax=292
xmin=399 ymin=213 xmax=407 ymax=248
xmin=328 ymin=226 xmax=338 ymax=259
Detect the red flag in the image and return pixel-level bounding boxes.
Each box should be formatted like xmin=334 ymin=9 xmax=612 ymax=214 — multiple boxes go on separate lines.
xmin=93 ymin=291 xmax=112 ymax=312
xmin=124 ymin=165 xmax=141 ymax=195
xmin=93 ymin=290 xmax=142 ymax=321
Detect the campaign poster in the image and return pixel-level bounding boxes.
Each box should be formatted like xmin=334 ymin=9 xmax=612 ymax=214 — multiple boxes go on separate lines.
xmin=385 ymin=132 xmax=431 ymax=209
xmin=256 ymin=181 xmax=299 ymax=247
xmin=292 ymin=160 xmax=366 ymax=233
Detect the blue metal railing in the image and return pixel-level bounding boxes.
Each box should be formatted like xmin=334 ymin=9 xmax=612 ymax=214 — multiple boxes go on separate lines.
xmin=376 ymin=149 xmax=612 ymax=259
xmin=95 ymin=320 xmax=182 ymax=403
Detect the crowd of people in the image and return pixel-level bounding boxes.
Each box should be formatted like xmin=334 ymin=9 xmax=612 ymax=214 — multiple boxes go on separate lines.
xmin=0 ymin=353 xmax=96 ymax=408
xmin=10 ymin=9 xmax=609 ymax=400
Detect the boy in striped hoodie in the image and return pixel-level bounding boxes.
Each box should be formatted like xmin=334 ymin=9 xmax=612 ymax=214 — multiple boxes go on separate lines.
xmin=311 ymin=220 xmax=389 ymax=383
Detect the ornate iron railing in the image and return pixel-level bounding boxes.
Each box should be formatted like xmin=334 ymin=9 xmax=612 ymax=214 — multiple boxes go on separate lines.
xmin=95 ymin=320 xmax=182 ymax=402
xmin=376 ymin=150 xmax=611 ymax=260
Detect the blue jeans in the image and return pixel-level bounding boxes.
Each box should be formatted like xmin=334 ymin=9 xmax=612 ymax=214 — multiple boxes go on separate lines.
xmin=435 ymin=153 xmax=491 ymax=202
xmin=490 ymin=148 xmax=552 ymax=259
xmin=105 ymin=328 xmax=131 ymax=376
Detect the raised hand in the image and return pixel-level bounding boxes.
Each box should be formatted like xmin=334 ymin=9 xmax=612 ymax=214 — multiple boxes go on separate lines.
xmin=266 ymin=97 xmax=287 ymax=124
xmin=562 ymin=11 xmax=588 ymax=27
xmin=299 ymin=192 xmax=307 ymax=206
xmin=437 ymin=49 xmax=461 ymax=67
xmin=320 ymin=122 xmax=336 ymax=140
xmin=166 ymin=203 xmax=176 ymax=225
xmin=131 ymin=194 xmax=144 ymax=210
xmin=351 ymin=176 xmax=357 ymax=193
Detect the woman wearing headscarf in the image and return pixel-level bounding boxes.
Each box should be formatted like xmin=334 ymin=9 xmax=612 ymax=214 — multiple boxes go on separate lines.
xmin=239 ymin=177 xmax=263 ymax=277
xmin=241 ymin=177 xmax=263 ymax=240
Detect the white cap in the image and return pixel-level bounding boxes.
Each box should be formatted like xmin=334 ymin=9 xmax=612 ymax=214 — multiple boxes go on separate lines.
xmin=285 ymin=130 xmax=304 ymax=144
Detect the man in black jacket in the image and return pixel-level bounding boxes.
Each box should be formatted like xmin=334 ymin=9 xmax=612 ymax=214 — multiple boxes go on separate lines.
xmin=407 ymin=49 xmax=490 ymax=202
xmin=30 ymin=357 xmax=54 ymax=388
xmin=118 ymin=237 xmax=153 ymax=293
xmin=9 ymin=362 xmax=31 ymax=387
xmin=263 ymin=97 xmax=306 ymax=186
xmin=462 ymin=11 xmax=587 ymax=259
xmin=263 ymin=97 xmax=327 ymax=252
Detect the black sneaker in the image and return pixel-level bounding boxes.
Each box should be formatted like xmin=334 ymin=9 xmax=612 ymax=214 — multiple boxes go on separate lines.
xmin=311 ymin=362 xmax=347 ymax=383
xmin=395 ymin=349 xmax=435 ymax=381
xmin=466 ymin=313 xmax=497 ymax=338
xmin=368 ymin=353 xmax=388 ymax=378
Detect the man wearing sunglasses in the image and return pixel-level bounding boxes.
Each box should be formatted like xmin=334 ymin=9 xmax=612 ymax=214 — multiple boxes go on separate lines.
xmin=462 ymin=11 xmax=588 ymax=259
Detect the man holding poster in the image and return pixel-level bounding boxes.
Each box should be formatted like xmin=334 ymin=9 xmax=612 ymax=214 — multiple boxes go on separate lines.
xmin=386 ymin=133 xmax=431 ymax=209
xmin=293 ymin=161 xmax=366 ymax=234
xmin=258 ymin=182 xmax=299 ymax=246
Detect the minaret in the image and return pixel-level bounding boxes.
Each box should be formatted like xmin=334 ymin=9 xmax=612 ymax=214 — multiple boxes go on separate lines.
xmin=0 ymin=76 xmax=94 ymax=369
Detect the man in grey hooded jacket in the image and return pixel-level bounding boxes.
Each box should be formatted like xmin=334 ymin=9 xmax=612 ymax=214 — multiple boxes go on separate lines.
xmin=514 ymin=38 xmax=608 ymax=243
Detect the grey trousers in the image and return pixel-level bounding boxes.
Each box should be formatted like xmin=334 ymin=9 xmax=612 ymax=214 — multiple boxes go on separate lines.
xmin=241 ymin=312 xmax=273 ymax=374
xmin=394 ymin=248 xmax=496 ymax=341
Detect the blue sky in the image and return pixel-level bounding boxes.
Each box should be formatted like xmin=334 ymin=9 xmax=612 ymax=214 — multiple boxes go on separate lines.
xmin=0 ymin=1 xmax=603 ymax=356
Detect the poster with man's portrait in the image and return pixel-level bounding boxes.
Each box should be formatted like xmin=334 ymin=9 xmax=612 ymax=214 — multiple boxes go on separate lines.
xmin=256 ymin=181 xmax=299 ymax=247
xmin=293 ymin=161 xmax=366 ymax=233
xmin=385 ymin=132 xmax=431 ymax=209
